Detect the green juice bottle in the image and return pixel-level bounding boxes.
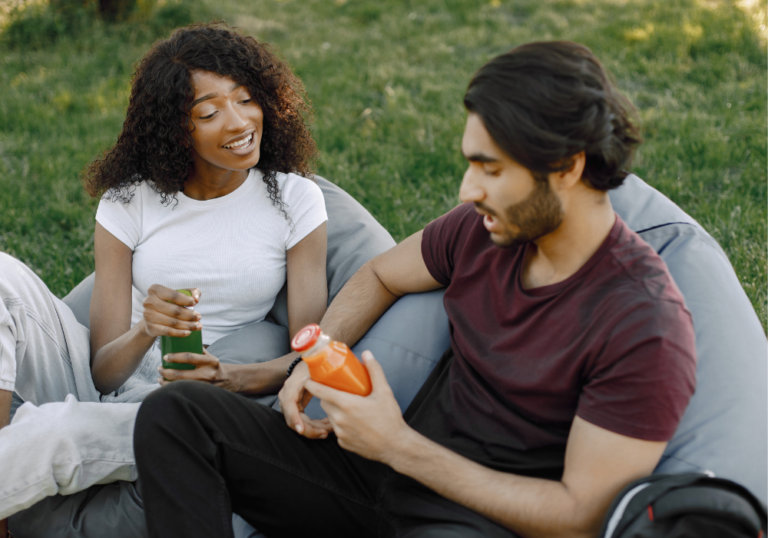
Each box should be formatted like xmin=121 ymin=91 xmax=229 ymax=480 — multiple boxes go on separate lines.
xmin=160 ymin=289 xmax=203 ymax=370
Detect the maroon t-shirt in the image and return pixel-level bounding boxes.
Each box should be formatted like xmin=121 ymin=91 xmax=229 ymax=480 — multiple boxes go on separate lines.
xmin=407 ymin=203 xmax=697 ymax=479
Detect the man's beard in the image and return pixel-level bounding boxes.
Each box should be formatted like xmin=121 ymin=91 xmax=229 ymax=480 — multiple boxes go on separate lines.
xmin=478 ymin=180 xmax=564 ymax=248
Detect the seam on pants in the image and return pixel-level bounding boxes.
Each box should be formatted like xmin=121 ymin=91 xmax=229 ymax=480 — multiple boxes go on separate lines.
xmin=217 ymin=474 xmax=233 ymax=535
xmin=4 ymin=298 xmax=57 ymax=345
xmin=50 ymin=299 xmax=74 ymax=366
xmin=212 ymin=433 xmax=379 ymax=510
xmin=4 ymin=297 xmax=68 ymax=363
xmin=0 ymin=474 xmax=54 ymax=502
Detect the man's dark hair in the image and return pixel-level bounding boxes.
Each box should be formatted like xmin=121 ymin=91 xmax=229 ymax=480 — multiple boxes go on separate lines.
xmin=463 ymin=41 xmax=641 ymax=191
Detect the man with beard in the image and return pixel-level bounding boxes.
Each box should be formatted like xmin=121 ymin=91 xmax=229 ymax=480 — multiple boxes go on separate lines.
xmin=134 ymin=41 xmax=697 ymax=538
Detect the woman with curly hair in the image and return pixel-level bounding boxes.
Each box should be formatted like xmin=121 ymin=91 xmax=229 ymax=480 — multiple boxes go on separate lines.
xmin=0 ymin=22 xmax=328 ymax=535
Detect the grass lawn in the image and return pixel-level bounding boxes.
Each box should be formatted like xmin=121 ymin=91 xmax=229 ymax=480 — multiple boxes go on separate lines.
xmin=0 ymin=0 xmax=765 ymax=328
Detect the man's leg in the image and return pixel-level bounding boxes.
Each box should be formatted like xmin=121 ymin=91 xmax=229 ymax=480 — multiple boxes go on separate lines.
xmin=135 ymin=381 xmax=395 ymax=538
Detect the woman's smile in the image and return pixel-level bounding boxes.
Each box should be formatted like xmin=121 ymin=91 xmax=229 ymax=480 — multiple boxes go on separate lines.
xmin=222 ymin=131 xmax=256 ymax=155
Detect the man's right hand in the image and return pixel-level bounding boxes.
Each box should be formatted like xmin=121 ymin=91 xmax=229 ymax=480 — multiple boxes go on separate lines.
xmin=278 ymin=361 xmax=333 ymax=439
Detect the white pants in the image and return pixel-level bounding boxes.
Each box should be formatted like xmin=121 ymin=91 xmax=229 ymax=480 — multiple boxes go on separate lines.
xmin=0 ymin=253 xmax=143 ymax=520
xmin=0 ymin=396 xmax=140 ymax=519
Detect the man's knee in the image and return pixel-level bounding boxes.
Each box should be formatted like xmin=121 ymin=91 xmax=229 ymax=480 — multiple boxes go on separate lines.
xmin=135 ymin=382 xmax=216 ymax=451
xmin=0 ymin=253 xmax=37 ymax=287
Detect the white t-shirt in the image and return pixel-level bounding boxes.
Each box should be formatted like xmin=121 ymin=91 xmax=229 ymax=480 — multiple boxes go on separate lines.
xmin=96 ymin=169 xmax=327 ymax=345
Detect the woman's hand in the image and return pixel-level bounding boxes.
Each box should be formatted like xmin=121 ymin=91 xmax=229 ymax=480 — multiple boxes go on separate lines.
xmin=158 ymin=349 xmax=241 ymax=393
xmin=140 ymin=285 xmax=202 ymax=338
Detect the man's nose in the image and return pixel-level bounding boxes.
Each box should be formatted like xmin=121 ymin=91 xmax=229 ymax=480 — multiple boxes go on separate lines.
xmin=459 ymin=169 xmax=485 ymax=203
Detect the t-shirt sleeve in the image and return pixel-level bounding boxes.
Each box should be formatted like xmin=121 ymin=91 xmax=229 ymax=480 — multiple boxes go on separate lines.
xmin=282 ymin=176 xmax=328 ymax=250
xmin=421 ymin=203 xmax=477 ymax=286
xmin=576 ymin=298 xmax=697 ymax=442
xmin=0 ymin=302 xmax=16 ymax=392
xmin=95 ymin=187 xmax=143 ymax=250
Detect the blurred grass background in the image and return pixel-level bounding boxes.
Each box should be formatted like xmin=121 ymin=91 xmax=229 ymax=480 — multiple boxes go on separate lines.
xmin=0 ymin=0 xmax=765 ymax=328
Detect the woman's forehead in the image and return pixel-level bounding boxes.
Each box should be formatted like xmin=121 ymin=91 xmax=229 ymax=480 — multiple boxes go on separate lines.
xmin=190 ymin=70 xmax=241 ymax=97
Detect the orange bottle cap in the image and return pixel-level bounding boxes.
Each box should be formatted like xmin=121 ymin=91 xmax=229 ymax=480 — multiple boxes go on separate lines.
xmin=291 ymin=324 xmax=322 ymax=352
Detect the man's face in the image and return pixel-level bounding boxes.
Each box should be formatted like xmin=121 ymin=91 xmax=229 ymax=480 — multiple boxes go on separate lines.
xmin=459 ymin=113 xmax=563 ymax=247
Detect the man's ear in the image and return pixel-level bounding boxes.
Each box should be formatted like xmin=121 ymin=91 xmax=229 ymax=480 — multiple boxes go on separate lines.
xmin=550 ymin=152 xmax=586 ymax=192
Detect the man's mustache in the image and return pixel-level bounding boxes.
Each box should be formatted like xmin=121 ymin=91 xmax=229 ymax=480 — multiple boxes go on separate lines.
xmin=473 ymin=202 xmax=497 ymax=218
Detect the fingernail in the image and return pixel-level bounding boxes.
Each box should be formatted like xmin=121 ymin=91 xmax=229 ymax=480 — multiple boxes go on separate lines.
xmin=296 ymin=424 xmax=304 ymax=434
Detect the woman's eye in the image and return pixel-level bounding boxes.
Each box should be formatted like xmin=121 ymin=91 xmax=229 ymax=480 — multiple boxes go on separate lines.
xmin=199 ymin=112 xmax=216 ymax=120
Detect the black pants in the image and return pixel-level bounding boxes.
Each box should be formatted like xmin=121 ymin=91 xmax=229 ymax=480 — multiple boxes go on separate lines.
xmin=134 ymin=382 xmax=518 ymax=538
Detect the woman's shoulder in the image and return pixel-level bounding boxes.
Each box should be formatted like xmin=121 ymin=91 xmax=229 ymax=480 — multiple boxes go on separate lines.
xmin=100 ymin=178 xmax=163 ymax=207
xmin=272 ymin=171 xmax=323 ymax=201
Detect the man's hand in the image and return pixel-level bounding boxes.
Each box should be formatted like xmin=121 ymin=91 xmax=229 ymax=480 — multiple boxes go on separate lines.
xmin=278 ymin=361 xmax=333 ymax=439
xmin=304 ymin=351 xmax=410 ymax=463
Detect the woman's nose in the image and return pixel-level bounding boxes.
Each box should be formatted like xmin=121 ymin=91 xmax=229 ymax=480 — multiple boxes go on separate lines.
xmin=225 ymin=104 xmax=249 ymax=131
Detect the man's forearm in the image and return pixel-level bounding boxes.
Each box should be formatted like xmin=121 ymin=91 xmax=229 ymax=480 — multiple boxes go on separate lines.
xmin=319 ymin=262 xmax=400 ymax=346
xmin=388 ymin=428 xmax=597 ymax=538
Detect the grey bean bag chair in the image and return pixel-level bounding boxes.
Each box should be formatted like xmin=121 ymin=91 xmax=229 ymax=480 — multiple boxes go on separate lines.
xmin=12 ymin=174 xmax=766 ymax=538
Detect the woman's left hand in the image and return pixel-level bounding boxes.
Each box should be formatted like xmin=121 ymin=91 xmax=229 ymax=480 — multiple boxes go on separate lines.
xmin=158 ymin=349 xmax=241 ymax=392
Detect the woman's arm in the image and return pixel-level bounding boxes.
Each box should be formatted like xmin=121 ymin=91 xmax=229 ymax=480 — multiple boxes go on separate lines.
xmin=159 ymin=222 xmax=328 ymax=394
xmin=90 ymin=223 xmax=202 ymax=394
xmin=286 ymin=221 xmax=328 ymax=338
xmin=240 ymin=221 xmax=328 ymax=391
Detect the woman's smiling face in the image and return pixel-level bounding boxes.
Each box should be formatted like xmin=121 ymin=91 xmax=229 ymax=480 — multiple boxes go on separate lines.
xmin=188 ymin=70 xmax=264 ymax=174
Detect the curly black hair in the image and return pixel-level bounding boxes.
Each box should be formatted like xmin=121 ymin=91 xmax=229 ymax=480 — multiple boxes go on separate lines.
xmin=464 ymin=41 xmax=642 ymax=191
xmin=83 ymin=22 xmax=318 ymax=210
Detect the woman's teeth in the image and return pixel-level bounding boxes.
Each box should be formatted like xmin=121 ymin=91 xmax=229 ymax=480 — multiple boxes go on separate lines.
xmin=224 ymin=134 xmax=252 ymax=149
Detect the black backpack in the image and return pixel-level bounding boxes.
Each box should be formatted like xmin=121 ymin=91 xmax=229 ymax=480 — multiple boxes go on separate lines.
xmin=599 ymin=473 xmax=767 ymax=538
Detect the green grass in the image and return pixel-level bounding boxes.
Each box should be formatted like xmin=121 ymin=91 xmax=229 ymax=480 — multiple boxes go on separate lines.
xmin=0 ymin=0 xmax=766 ymax=328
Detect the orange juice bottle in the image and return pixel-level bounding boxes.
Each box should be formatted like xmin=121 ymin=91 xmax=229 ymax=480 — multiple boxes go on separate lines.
xmin=291 ymin=324 xmax=372 ymax=396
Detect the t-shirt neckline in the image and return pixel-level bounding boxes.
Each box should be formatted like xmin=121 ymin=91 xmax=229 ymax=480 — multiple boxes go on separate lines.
xmin=518 ymin=214 xmax=621 ymax=298
xmin=175 ymin=168 xmax=261 ymax=208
